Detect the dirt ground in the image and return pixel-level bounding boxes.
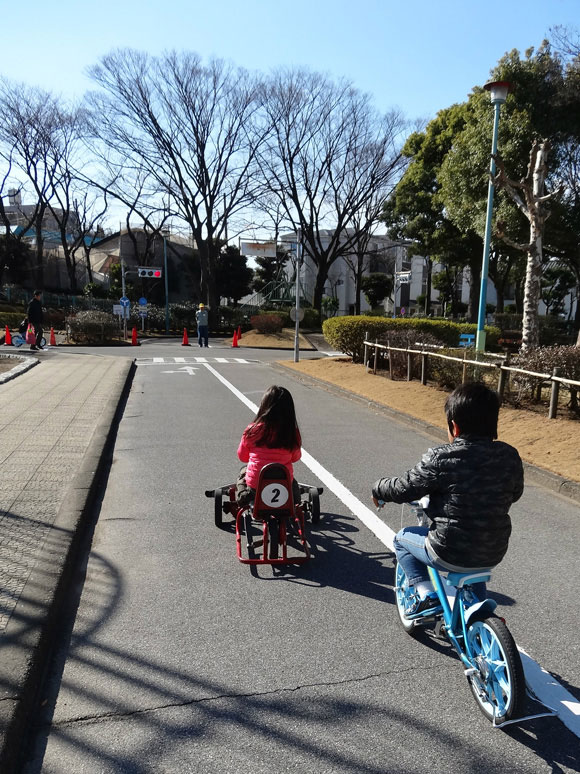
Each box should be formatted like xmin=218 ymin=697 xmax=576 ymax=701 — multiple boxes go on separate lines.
xmin=0 ymin=357 xmax=15 ymax=375
xmin=283 ymin=357 xmax=580 ymax=483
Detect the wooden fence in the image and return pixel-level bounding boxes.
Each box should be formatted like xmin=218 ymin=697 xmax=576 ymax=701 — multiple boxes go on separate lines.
xmin=363 ymin=336 xmax=580 ymax=420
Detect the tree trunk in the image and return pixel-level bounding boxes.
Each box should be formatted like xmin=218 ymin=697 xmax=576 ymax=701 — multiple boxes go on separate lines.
xmin=521 ymin=228 xmax=542 ymax=351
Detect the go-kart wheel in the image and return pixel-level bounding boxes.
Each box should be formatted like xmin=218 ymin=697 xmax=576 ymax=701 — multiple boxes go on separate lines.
xmin=214 ymin=490 xmax=223 ymax=528
xmin=309 ymin=488 xmax=320 ymax=524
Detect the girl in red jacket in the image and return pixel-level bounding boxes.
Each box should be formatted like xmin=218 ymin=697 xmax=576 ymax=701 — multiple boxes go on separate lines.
xmin=236 ymin=385 xmax=302 ymax=509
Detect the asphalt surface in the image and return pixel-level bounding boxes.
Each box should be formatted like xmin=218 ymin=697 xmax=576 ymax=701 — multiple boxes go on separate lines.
xmin=1 ymin=336 xmax=580 ymax=773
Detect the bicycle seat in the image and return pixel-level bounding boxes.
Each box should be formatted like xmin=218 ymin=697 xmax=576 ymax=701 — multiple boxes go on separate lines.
xmin=446 ymin=570 xmax=493 ymax=587
xmin=253 ymin=463 xmax=294 ymax=521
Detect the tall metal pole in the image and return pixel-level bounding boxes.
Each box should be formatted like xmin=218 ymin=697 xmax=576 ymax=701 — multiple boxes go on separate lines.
xmin=293 ymin=228 xmax=301 ymax=363
xmin=119 ymin=222 xmax=127 ymax=340
xmin=476 ymin=81 xmax=510 ymax=352
xmin=163 ymin=233 xmax=170 ymax=334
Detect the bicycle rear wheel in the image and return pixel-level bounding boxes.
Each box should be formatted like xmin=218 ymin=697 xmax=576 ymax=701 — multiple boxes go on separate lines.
xmin=466 ymin=614 xmax=525 ymax=723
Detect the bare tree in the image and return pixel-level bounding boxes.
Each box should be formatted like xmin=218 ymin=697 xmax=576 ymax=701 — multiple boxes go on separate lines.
xmin=494 ymin=140 xmax=561 ymax=350
xmin=257 ymin=69 xmax=405 ymax=312
xmin=86 ymin=49 xmax=266 ymax=317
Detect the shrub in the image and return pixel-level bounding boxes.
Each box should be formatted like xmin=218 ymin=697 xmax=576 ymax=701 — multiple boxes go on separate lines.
xmin=368 ymin=330 xmax=444 ymax=379
xmin=66 ymin=310 xmax=119 ymax=343
xmin=251 ymin=313 xmax=283 ymax=333
xmin=511 ymin=345 xmax=580 ymax=409
xmin=322 ymin=315 xmax=500 ymax=362
xmin=302 ymin=307 xmax=321 ymax=330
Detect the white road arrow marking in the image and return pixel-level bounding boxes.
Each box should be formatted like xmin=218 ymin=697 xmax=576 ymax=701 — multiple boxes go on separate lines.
xmin=161 ymin=366 xmax=198 ymax=375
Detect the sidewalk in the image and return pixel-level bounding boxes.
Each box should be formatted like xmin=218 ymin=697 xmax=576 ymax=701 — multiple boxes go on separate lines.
xmin=0 ymin=350 xmax=134 ymax=773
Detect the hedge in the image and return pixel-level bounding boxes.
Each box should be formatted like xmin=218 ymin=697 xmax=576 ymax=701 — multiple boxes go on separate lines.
xmin=322 ymin=316 xmax=500 ymax=361
xmin=66 ymin=310 xmax=119 ymax=343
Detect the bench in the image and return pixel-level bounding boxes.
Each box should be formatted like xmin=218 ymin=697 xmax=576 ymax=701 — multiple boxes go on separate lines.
xmin=459 ymin=333 xmax=475 ymax=348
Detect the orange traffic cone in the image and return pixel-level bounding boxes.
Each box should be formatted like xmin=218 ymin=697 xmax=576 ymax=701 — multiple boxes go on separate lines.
xmin=237 ymin=325 xmax=242 ymax=340
xmin=4 ymin=326 xmax=12 ymax=346
xmin=182 ymin=328 xmax=190 ymax=346
xmin=50 ymin=327 xmax=56 ymax=346
xmin=131 ymin=327 xmax=139 ymax=346
xmin=232 ymin=329 xmax=239 ymax=348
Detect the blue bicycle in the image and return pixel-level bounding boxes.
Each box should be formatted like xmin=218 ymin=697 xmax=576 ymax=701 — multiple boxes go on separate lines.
xmin=394 ymin=501 xmax=527 ymax=726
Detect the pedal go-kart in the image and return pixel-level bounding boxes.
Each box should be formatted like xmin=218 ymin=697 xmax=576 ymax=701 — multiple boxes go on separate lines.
xmin=206 ymin=462 xmax=323 ymax=565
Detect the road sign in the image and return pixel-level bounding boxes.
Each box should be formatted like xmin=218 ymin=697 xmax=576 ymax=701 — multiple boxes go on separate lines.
xmin=138 ymin=297 xmax=147 ymax=306
xmin=290 ymin=307 xmax=305 ymax=322
xmin=113 ymin=304 xmax=130 ymax=319
xmin=119 ymin=296 xmax=130 ymax=308
xmin=138 ymin=310 xmax=148 ymax=318
xmin=400 ymin=307 xmax=406 ymax=316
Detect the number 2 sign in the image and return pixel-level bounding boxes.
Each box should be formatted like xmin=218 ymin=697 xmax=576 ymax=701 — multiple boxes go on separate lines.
xmin=261 ymin=483 xmax=289 ymax=508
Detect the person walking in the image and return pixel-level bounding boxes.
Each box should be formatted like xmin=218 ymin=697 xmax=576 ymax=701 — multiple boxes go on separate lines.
xmin=196 ymin=303 xmax=209 ymax=347
xmin=27 ymin=290 xmax=44 ymax=351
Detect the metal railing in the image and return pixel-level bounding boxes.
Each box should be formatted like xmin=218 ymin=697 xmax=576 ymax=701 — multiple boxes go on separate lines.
xmin=363 ymin=336 xmax=580 ymax=420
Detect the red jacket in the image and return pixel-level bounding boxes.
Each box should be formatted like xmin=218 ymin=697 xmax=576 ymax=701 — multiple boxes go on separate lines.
xmin=237 ymin=424 xmax=301 ymax=489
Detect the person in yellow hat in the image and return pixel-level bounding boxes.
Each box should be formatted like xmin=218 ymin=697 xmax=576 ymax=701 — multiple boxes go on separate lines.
xmin=196 ymin=303 xmax=209 ymax=347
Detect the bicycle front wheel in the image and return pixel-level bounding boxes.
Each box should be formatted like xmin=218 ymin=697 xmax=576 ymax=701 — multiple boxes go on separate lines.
xmin=394 ymin=562 xmax=420 ymax=637
xmin=466 ymin=614 xmax=525 ymax=723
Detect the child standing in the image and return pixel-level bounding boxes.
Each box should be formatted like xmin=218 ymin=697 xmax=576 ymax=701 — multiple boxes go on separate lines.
xmin=372 ymin=382 xmax=524 ymax=614
xmin=236 ymin=385 xmax=302 ymax=509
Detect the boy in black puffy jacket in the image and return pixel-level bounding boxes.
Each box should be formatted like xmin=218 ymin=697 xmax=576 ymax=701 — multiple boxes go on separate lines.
xmin=372 ymin=382 xmax=524 ymax=614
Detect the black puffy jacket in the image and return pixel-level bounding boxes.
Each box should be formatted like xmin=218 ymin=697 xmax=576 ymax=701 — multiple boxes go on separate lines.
xmin=373 ymin=435 xmax=524 ymax=569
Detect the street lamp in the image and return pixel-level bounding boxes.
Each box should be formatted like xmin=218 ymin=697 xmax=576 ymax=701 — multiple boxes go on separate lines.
xmin=476 ymin=80 xmax=510 ymax=352
xmin=161 ymin=227 xmax=170 ymax=334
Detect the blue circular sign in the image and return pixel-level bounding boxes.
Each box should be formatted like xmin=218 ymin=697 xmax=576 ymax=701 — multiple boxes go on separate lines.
xmin=120 ymin=296 xmax=130 ymax=307
xmin=138 ymin=297 xmax=147 ymax=306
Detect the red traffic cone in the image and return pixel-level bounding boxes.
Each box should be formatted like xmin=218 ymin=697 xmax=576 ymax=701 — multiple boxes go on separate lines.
xmin=182 ymin=328 xmax=190 ymax=346
xmin=50 ymin=327 xmax=56 ymax=346
xmin=232 ymin=329 xmax=239 ymax=348
xmin=4 ymin=326 xmax=12 ymax=346
xmin=131 ymin=327 xmax=139 ymax=346
xmin=237 ymin=325 xmax=242 ymax=340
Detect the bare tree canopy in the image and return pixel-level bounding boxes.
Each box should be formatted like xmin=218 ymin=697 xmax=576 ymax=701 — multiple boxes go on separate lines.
xmin=257 ymin=68 xmax=405 ymax=312
xmin=86 ymin=49 xmax=266 ymax=312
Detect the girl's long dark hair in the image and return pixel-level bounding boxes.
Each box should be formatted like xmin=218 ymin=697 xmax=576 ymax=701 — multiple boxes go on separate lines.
xmin=245 ymin=386 xmax=301 ymax=449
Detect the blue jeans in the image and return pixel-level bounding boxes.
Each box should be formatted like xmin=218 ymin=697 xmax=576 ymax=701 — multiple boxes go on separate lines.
xmin=393 ymin=526 xmax=486 ymax=600
xmin=197 ymin=325 xmax=208 ymax=346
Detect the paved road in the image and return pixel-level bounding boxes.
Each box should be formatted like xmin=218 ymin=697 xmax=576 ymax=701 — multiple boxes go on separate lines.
xmin=6 ymin=339 xmax=580 ymax=772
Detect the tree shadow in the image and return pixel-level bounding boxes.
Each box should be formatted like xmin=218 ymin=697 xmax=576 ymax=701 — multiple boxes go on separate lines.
xmin=19 ymin=541 xmax=580 ymax=774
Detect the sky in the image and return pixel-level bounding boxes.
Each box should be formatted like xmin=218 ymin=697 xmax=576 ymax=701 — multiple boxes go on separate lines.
xmin=2 ymin=0 xmax=579 ymax=124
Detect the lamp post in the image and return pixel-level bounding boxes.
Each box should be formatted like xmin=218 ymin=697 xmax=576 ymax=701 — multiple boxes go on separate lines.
xmin=476 ymin=80 xmax=510 ymax=352
xmin=161 ymin=227 xmax=170 ymax=334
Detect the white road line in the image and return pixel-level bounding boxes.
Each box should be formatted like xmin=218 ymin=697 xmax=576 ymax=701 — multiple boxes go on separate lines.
xmin=234 ymin=358 xmax=248 ymax=363
xmin=196 ymin=357 xmax=208 ymax=363
xmin=153 ymin=357 xmax=165 ymax=363
xmin=215 ymin=358 xmax=229 ymax=363
xmin=174 ymin=357 xmax=186 ymax=363
xmin=204 ymin=361 xmax=580 ymax=738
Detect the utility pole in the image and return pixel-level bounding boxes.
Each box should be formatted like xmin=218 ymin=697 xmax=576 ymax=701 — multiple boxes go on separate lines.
xmin=293 ymin=228 xmax=301 ymax=363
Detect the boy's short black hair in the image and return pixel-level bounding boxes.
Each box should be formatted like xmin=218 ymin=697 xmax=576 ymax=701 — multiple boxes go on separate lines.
xmin=33 ymin=289 xmax=42 ymax=297
xmin=444 ymin=382 xmax=500 ymax=439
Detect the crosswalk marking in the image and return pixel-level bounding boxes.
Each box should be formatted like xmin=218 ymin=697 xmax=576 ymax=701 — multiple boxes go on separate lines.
xmin=136 ymin=357 xmax=259 ymax=365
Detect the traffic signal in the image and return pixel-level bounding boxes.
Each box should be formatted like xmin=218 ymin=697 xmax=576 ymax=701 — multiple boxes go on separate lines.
xmin=138 ymin=266 xmax=162 ymax=278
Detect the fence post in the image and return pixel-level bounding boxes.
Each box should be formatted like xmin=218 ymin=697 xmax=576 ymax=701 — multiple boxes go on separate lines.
xmin=364 ymin=331 xmax=369 ymax=369
xmin=549 ymin=367 xmax=561 ymax=419
xmin=497 ymin=353 xmax=510 ymax=402
xmin=421 ymin=352 xmax=427 ymax=385
xmin=388 ymin=340 xmax=393 ymax=380
xmin=462 ymin=349 xmax=467 ymax=384
xmin=373 ymin=339 xmax=378 ymax=375
xmin=407 ymin=349 xmax=412 ymax=382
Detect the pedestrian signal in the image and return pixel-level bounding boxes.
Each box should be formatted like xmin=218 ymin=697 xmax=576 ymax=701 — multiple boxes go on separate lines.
xmin=138 ymin=267 xmax=162 ymax=278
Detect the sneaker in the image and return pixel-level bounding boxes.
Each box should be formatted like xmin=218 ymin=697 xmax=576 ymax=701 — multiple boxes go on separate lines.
xmin=30 ymin=346 xmax=38 ymax=351
xmin=405 ymin=593 xmax=439 ymax=616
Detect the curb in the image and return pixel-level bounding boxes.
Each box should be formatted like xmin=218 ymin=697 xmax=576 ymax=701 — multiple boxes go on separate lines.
xmin=0 ymin=359 xmax=137 ymax=773
xmin=0 ymin=353 xmax=39 ymax=384
xmin=273 ymin=362 xmax=580 ymax=506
